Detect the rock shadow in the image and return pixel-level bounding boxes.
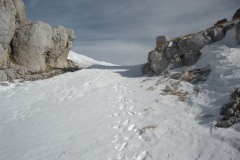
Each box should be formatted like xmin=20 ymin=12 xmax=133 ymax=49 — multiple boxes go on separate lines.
xmin=86 ymin=64 xmax=146 ymax=78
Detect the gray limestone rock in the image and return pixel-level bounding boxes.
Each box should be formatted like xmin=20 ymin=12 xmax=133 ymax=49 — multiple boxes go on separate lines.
xmin=12 ymin=21 xmax=76 ymax=72
xmin=0 ymin=0 xmax=78 ymax=82
xmin=143 ymin=24 xmax=230 ymax=75
xmin=47 ymin=26 xmax=75 ymax=69
xmin=156 ymin=36 xmax=170 ymax=48
xmin=206 ymin=27 xmax=225 ymax=42
xmin=13 ymin=21 xmax=53 ymax=72
xmin=0 ymin=70 xmax=7 ymax=81
xmin=148 ymin=50 xmax=169 ymax=75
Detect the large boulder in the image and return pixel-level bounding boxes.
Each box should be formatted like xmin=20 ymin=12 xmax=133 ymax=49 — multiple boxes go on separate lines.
xmin=232 ymin=8 xmax=240 ymax=20
xmin=47 ymin=26 xmax=75 ymax=69
xmin=148 ymin=50 xmax=169 ymax=75
xmin=12 ymin=21 xmax=53 ymax=72
xmin=12 ymin=21 xmax=75 ymax=72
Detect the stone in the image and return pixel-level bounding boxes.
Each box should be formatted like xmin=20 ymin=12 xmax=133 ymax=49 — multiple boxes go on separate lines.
xmin=236 ymin=22 xmax=240 ymax=44
xmin=156 ymin=36 xmax=170 ymax=48
xmin=216 ymin=87 xmax=240 ymax=128
xmin=12 ymin=21 xmax=52 ymax=72
xmin=214 ymin=18 xmax=227 ymax=26
xmin=4 ymin=68 xmax=16 ymax=80
xmin=148 ymin=50 xmax=169 ymax=75
xmin=206 ymin=27 xmax=226 ymax=42
xmin=12 ymin=21 xmax=75 ymax=72
xmin=0 ymin=70 xmax=7 ymax=81
xmin=47 ymin=26 xmax=75 ymax=69
xmin=12 ymin=0 xmax=28 ymax=26
xmin=232 ymin=8 xmax=240 ymax=20
xmin=0 ymin=0 xmax=18 ymax=68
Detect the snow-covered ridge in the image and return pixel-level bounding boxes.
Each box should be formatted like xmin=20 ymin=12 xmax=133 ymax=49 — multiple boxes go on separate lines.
xmin=68 ymin=51 xmax=115 ymax=67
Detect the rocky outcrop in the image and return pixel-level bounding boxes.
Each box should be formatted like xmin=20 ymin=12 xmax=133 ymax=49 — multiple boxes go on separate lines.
xmin=237 ymin=22 xmax=240 ymax=44
xmin=156 ymin=36 xmax=170 ymax=48
xmin=12 ymin=21 xmax=75 ymax=72
xmin=232 ymin=8 xmax=240 ymax=20
xmin=216 ymin=88 xmax=240 ymax=128
xmin=214 ymin=19 xmax=227 ymax=26
xmin=143 ymin=22 xmax=234 ymax=75
xmin=0 ymin=0 xmax=80 ymax=82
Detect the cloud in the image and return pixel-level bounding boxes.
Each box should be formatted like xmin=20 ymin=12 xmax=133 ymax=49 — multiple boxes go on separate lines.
xmin=23 ymin=0 xmax=240 ymax=65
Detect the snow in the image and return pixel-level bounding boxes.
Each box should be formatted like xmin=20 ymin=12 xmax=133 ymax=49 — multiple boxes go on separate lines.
xmin=68 ymin=51 xmax=115 ymax=67
xmin=0 ymin=29 xmax=240 ymax=160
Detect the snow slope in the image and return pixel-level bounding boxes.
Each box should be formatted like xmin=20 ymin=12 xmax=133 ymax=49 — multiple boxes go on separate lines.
xmin=0 ymin=29 xmax=240 ymax=160
xmin=68 ymin=51 xmax=114 ymax=67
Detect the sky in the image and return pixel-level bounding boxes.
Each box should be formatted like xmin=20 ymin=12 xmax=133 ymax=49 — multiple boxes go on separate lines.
xmin=23 ymin=0 xmax=240 ymax=65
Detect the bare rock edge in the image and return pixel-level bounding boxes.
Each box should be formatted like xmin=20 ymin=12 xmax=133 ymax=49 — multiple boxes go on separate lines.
xmin=0 ymin=0 xmax=81 ymax=82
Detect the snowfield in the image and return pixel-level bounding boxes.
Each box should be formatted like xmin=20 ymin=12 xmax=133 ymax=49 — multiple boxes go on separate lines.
xmin=0 ymin=29 xmax=240 ymax=160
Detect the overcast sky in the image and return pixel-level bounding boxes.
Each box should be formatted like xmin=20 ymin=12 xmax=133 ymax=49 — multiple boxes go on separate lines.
xmin=23 ymin=0 xmax=240 ymax=65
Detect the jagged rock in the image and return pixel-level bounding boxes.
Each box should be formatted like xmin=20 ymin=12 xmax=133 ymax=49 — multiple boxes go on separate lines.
xmin=206 ymin=27 xmax=226 ymax=42
xmin=143 ymin=24 xmax=232 ymax=75
xmin=214 ymin=18 xmax=227 ymax=26
xmin=232 ymin=8 xmax=240 ymax=20
xmin=156 ymin=36 xmax=170 ymax=48
xmin=12 ymin=21 xmax=75 ymax=72
xmin=0 ymin=0 xmax=78 ymax=82
xmin=148 ymin=50 xmax=169 ymax=75
xmin=236 ymin=22 xmax=240 ymax=44
xmin=216 ymin=88 xmax=240 ymax=128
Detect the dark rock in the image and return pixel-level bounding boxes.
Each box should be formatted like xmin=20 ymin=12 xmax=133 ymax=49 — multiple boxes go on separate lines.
xmin=216 ymin=87 xmax=240 ymax=128
xmin=232 ymin=8 xmax=240 ymax=20
xmin=236 ymin=22 xmax=240 ymax=44
xmin=214 ymin=18 xmax=227 ymax=26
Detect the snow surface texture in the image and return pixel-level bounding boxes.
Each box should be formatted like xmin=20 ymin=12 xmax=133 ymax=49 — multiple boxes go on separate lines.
xmin=0 ymin=28 xmax=240 ymax=160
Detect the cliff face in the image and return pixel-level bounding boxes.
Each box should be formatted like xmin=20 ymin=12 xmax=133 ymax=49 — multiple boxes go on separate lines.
xmin=0 ymin=0 xmax=79 ymax=81
xmin=142 ymin=9 xmax=240 ymax=76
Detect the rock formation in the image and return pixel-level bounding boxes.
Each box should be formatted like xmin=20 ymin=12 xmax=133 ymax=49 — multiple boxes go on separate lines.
xmin=237 ymin=22 xmax=240 ymax=44
xmin=232 ymin=8 xmax=240 ymax=20
xmin=216 ymin=88 xmax=240 ymax=128
xmin=142 ymin=21 xmax=235 ymax=75
xmin=156 ymin=36 xmax=170 ymax=48
xmin=0 ymin=0 xmax=80 ymax=81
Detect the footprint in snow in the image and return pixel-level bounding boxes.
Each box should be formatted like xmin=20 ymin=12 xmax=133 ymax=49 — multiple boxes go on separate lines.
xmin=128 ymin=124 xmax=136 ymax=131
xmin=123 ymin=119 xmax=130 ymax=126
xmin=115 ymin=142 xmax=128 ymax=151
xmin=130 ymin=105 xmax=135 ymax=111
xmin=136 ymin=151 xmax=150 ymax=160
